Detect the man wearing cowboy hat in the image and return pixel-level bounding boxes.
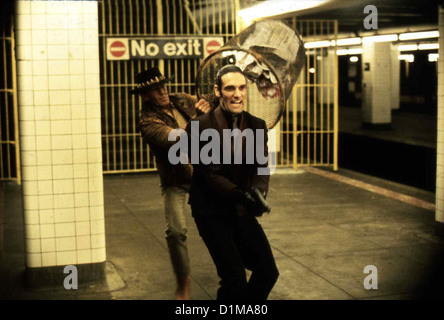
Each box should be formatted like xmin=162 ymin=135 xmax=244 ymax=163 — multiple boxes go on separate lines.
xmin=133 ymin=67 xmax=210 ymax=300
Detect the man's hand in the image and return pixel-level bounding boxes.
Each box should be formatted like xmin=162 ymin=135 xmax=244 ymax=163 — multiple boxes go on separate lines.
xmin=251 ymin=187 xmax=271 ymax=215
xmin=239 ymin=190 xmax=270 ymax=217
xmin=232 ymin=187 xmax=271 ymax=217
xmin=195 ymin=99 xmax=210 ymax=114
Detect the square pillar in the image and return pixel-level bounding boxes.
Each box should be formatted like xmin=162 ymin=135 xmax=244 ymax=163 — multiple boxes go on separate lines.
xmin=391 ymin=44 xmax=400 ymax=111
xmin=318 ymin=47 xmax=335 ymax=108
xmin=361 ymin=41 xmax=392 ymax=129
xmin=15 ymin=0 xmax=106 ymax=285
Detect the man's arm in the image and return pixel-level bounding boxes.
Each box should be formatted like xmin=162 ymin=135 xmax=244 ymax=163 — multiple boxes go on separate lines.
xmin=205 ymin=165 xmax=241 ymax=198
xmin=139 ymin=117 xmax=178 ymax=149
xmin=195 ymin=99 xmax=211 ymax=114
xmin=182 ymin=93 xmax=211 ymax=115
xmin=251 ymin=119 xmax=270 ymax=196
xmin=139 ymin=92 xmax=209 ymax=149
xmin=204 ymin=163 xmax=269 ymax=215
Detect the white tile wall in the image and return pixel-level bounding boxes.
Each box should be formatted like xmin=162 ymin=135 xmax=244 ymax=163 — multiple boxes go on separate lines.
xmin=16 ymin=0 xmax=106 ymax=268
xmin=437 ymin=6 xmax=444 ymax=223
xmin=318 ymin=48 xmax=335 ymax=104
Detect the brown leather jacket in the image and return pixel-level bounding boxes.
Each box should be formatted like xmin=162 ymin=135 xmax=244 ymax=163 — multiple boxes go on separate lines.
xmin=138 ymin=93 xmax=198 ymax=188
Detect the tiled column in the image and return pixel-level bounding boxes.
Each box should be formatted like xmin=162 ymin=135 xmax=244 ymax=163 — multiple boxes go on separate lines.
xmin=361 ymin=41 xmax=392 ymax=128
xmin=15 ymin=0 xmax=106 ymax=285
xmin=390 ymin=44 xmax=400 ymax=111
xmin=436 ymin=5 xmax=444 ymax=229
xmin=319 ymin=47 xmax=335 ymax=107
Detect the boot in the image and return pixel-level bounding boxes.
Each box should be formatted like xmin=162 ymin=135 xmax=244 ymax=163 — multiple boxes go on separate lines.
xmin=175 ymin=274 xmax=191 ymax=300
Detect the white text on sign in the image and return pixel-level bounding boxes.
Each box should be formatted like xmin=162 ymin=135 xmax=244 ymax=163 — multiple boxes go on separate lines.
xmin=131 ymin=39 xmax=202 ymax=58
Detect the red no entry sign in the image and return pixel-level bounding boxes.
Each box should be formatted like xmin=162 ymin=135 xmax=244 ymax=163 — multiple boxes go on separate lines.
xmin=206 ymin=40 xmax=222 ymax=55
xmin=110 ymin=40 xmax=127 ymax=58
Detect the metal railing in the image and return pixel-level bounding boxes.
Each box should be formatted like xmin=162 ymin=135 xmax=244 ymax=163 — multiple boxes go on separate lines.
xmin=278 ymin=18 xmax=338 ymax=170
xmin=0 ymin=16 xmax=20 ymax=183
xmin=98 ymin=0 xmax=238 ymax=173
xmin=97 ymin=1 xmax=338 ymax=174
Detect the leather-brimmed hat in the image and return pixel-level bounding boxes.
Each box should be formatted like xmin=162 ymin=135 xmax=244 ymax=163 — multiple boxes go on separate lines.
xmin=130 ymin=67 xmax=174 ymax=94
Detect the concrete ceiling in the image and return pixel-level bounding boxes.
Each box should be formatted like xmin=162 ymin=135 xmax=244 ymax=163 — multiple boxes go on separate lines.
xmin=240 ymin=0 xmax=442 ymax=36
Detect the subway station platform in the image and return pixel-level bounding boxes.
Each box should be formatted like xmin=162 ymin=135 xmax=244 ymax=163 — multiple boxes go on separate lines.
xmin=339 ymin=105 xmax=437 ymax=149
xmin=1 ymin=165 xmax=443 ymax=300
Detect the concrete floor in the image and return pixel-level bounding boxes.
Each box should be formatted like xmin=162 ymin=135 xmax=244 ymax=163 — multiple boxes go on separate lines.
xmin=1 ymin=166 xmax=443 ymax=300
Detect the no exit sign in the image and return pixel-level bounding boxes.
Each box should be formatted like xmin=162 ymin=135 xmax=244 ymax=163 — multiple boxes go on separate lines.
xmin=106 ymin=37 xmax=224 ymax=61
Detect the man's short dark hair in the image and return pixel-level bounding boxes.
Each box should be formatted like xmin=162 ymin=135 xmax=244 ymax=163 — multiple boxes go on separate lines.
xmin=215 ymin=64 xmax=246 ymax=89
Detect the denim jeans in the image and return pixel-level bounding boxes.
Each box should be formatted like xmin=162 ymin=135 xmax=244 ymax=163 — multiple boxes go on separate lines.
xmin=162 ymin=185 xmax=190 ymax=276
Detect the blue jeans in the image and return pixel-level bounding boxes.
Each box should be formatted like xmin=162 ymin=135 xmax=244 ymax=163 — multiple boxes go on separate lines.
xmin=162 ymin=185 xmax=190 ymax=276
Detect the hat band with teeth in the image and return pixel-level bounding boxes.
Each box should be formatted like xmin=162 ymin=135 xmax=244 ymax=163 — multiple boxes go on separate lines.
xmin=138 ymin=76 xmax=166 ymax=89
xmin=131 ymin=67 xmax=174 ymax=94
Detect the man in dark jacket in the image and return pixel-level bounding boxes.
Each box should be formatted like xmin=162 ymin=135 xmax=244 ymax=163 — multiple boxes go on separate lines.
xmin=134 ymin=67 xmax=209 ymax=300
xmin=186 ymin=65 xmax=279 ymax=300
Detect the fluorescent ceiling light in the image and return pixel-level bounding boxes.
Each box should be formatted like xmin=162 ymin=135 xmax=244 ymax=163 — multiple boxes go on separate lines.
xmin=335 ymin=38 xmax=362 ymax=46
xmin=349 ymin=56 xmax=359 ymax=62
xmin=398 ymin=43 xmax=438 ymax=51
xmin=399 ymin=31 xmax=439 ymax=41
xmin=428 ymin=53 xmax=439 ymax=62
xmin=347 ymin=48 xmax=363 ymax=55
xmin=399 ymin=54 xmax=414 ymax=62
xmin=362 ymin=34 xmax=398 ymax=43
xmin=304 ymin=41 xmax=330 ymax=49
xmin=293 ymin=29 xmax=440 ymax=53
xmin=337 ymin=48 xmax=363 ymax=55
xmin=418 ymin=43 xmax=439 ymax=50
xmin=398 ymin=44 xmax=418 ymax=51
xmin=238 ymin=0 xmax=330 ymax=21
